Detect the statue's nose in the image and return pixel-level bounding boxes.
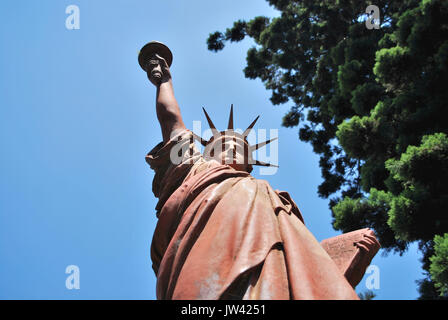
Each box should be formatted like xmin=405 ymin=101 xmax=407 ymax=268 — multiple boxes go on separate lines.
xmin=224 ymin=141 xmax=237 ymax=149
xmin=153 ymin=64 xmax=162 ymax=72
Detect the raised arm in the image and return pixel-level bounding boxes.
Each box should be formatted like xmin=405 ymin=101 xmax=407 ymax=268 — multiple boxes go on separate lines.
xmin=147 ymin=54 xmax=186 ymax=143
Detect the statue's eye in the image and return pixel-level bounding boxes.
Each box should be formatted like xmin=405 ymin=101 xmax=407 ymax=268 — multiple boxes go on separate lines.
xmin=149 ymin=60 xmax=159 ymax=65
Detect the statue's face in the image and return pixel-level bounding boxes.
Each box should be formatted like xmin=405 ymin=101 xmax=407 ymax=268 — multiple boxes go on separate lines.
xmin=205 ymin=134 xmax=252 ymax=172
xmin=147 ymin=55 xmax=163 ymax=82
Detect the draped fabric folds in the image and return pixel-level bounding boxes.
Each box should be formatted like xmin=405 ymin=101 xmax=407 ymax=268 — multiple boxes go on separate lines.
xmin=146 ymin=129 xmax=359 ymax=300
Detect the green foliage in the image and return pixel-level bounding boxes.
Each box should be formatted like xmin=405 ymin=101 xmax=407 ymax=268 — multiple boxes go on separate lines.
xmin=338 ymin=60 xmax=363 ymax=96
xmin=416 ymin=278 xmax=446 ymax=300
xmin=208 ymin=0 xmax=448 ymax=298
xmin=374 ymin=46 xmax=412 ymax=89
xmin=429 ymin=234 xmax=448 ymax=296
xmin=358 ymin=290 xmax=377 ymax=300
xmin=332 ymin=189 xmax=407 ymax=252
xmin=337 ymin=115 xmax=377 ymax=159
xmin=386 ymin=133 xmax=448 ymax=241
xmin=350 ymin=82 xmax=384 ymax=116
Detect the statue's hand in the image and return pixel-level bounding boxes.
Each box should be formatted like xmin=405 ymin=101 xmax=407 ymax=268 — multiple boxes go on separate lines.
xmin=147 ymin=54 xmax=172 ymax=86
xmin=354 ymin=233 xmax=381 ymax=255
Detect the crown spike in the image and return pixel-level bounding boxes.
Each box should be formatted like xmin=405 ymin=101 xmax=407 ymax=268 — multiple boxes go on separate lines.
xmin=202 ymin=107 xmax=219 ymax=135
xmin=227 ymin=104 xmax=234 ymax=130
xmin=243 ymin=115 xmax=260 ymax=137
xmin=254 ymin=160 xmax=279 ymax=167
xmin=250 ymin=137 xmax=278 ymax=152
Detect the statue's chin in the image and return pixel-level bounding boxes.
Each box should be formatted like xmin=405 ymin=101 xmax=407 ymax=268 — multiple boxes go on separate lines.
xmin=228 ymin=163 xmax=248 ymax=172
xmin=220 ymin=157 xmax=247 ymax=171
xmin=152 ymin=73 xmax=161 ymax=79
xmin=148 ymin=72 xmax=162 ymax=84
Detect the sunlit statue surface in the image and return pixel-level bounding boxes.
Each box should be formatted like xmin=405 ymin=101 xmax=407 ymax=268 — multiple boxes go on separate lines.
xmin=139 ymin=41 xmax=380 ymax=300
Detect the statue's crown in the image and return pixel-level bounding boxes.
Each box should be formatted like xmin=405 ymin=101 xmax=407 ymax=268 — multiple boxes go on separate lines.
xmin=193 ymin=105 xmax=278 ymax=169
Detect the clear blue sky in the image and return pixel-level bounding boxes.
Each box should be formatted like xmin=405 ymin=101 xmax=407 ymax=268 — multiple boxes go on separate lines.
xmin=0 ymin=0 xmax=423 ymax=299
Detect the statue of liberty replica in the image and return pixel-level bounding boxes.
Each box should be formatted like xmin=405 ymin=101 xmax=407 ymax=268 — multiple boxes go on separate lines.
xmin=139 ymin=41 xmax=380 ymax=300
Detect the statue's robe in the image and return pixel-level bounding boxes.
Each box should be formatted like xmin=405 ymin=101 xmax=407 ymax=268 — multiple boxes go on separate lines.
xmin=146 ymin=130 xmax=359 ymax=300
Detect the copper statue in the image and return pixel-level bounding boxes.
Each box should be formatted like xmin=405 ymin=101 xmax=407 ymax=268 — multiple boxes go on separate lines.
xmin=139 ymin=41 xmax=380 ymax=300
